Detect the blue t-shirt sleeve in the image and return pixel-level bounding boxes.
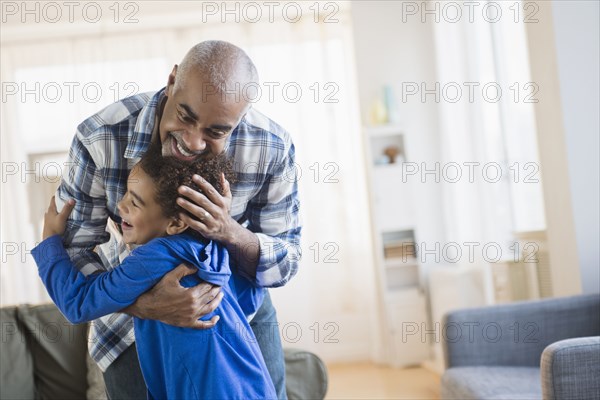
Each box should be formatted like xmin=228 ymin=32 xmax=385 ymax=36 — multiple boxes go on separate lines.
xmin=228 ymin=273 xmax=265 ymax=318
xmin=32 ymin=235 xmax=178 ymax=324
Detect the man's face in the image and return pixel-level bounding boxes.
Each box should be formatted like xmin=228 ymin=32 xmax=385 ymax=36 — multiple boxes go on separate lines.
xmin=159 ymin=66 xmax=249 ymax=162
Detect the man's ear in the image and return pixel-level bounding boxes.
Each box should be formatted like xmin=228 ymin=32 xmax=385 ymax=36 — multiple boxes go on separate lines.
xmin=166 ymin=65 xmax=178 ymax=96
xmin=165 ymin=216 xmax=188 ymax=236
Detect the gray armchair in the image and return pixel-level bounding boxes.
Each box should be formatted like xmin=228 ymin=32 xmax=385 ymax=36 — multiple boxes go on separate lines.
xmin=441 ymin=294 xmax=600 ymax=400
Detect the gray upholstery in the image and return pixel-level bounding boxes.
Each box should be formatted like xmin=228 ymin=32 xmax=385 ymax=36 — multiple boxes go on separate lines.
xmin=0 ymin=306 xmax=36 ymax=400
xmin=284 ymin=348 xmax=328 ymax=400
xmin=1 ymin=304 xmax=328 ymax=399
xmin=443 ymin=294 xmax=600 ymax=368
xmin=442 ymin=366 xmax=542 ymax=400
xmin=18 ymin=304 xmax=89 ymax=399
xmin=441 ymin=294 xmax=600 ymax=400
xmin=541 ymin=337 xmax=600 ymax=400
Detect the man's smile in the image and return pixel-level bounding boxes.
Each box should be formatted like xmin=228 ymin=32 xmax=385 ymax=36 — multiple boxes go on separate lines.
xmin=166 ymin=133 xmax=201 ymax=161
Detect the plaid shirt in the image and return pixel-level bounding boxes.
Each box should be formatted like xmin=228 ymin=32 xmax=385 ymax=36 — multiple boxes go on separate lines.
xmin=57 ymin=89 xmax=301 ymax=371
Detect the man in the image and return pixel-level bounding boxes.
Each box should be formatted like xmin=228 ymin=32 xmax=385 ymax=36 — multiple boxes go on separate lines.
xmin=58 ymin=40 xmax=301 ymax=399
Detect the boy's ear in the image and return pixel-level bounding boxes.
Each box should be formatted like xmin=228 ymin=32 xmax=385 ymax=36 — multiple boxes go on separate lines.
xmin=165 ymin=217 xmax=188 ymax=236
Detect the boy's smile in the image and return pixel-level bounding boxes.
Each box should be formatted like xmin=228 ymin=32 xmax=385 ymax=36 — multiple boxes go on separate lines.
xmin=117 ymin=165 xmax=180 ymax=245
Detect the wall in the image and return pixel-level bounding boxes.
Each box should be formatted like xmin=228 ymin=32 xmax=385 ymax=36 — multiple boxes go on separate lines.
xmin=524 ymin=2 xmax=583 ymax=296
xmin=551 ymin=1 xmax=600 ymax=294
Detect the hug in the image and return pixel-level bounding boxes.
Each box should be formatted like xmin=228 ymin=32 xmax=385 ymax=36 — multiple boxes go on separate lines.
xmin=32 ymin=40 xmax=301 ymax=400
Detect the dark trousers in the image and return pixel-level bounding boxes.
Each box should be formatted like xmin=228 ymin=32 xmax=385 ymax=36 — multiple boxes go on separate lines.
xmin=103 ymin=291 xmax=287 ymax=399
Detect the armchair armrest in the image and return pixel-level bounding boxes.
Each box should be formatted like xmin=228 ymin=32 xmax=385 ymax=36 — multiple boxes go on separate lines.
xmin=442 ymin=294 xmax=600 ymax=368
xmin=541 ymin=336 xmax=600 ymax=400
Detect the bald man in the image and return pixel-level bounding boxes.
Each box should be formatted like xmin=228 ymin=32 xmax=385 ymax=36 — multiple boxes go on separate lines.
xmin=58 ymin=41 xmax=300 ymax=399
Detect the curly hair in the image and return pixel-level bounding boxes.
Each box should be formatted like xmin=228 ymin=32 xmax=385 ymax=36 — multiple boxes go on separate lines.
xmin=137 ymin=146 xmax=236 ymax=220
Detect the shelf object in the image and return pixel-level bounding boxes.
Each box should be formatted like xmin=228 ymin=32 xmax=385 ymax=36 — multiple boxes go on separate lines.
xmin=368 ymin=127 xmax=406 ymax=166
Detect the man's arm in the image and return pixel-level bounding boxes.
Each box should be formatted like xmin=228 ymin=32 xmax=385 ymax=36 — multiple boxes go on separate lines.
xmin=123 ymin=265 xmax=222 ymax=328
xmin=59 ymin=133 xmax=112 ymax=275
xmin=177 ymin=142 xmax=302 ymax=288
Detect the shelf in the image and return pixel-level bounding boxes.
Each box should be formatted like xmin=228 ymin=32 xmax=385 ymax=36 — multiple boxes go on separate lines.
xmin=364 ymin=121 xmax=429 ymax=368
xmin=385 ymin=287 xmax=423 ymax=303
xmin=385 ymin=263 xmax=420 ymax=291
xmin=368 ymin=132 xmax=406 ymax=166
xmin=364 ymin=124 xmax=404 ymax=137
xmin=382 ymin=230 xmax=415 ymax=244
xmin=373 ymin=162 xmax=404 ymax=171
xmin=384 ymin=257 xmax=418 ymax=269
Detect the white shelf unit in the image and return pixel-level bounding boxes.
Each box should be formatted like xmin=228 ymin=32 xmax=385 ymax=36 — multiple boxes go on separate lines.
xmin=363 ymin=124 xmax=430 ymax=368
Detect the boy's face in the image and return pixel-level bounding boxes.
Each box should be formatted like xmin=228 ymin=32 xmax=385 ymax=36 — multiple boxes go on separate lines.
xmin=117 ymin=165 xmax=175 ymax=245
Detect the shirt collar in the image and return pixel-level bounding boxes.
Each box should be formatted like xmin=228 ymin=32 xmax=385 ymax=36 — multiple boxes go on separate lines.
xmin=125 ymin=88 xmax=166 ymax=159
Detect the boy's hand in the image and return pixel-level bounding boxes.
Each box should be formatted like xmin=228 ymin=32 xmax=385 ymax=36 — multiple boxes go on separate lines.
xmin=43 ymin=196 xmax=75 ymax=240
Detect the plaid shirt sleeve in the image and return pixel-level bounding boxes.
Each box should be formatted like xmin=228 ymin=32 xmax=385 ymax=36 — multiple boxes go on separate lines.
xmin=58 ymin=128 xmax=112 ymax=276
xmin=247 ymin=141 xmax=302 ymax=288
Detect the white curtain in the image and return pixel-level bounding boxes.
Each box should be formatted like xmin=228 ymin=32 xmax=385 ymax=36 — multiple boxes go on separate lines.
xmin=1 ymin=2 xmax=377 ymax=361
xmin=428 ymin=1 xmax=546 ymax=370
xmin=433 ymin=1 xmax=544 ymax=257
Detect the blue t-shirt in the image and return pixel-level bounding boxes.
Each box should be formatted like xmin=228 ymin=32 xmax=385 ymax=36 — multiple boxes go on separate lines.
xmin=32 ymin=233 xmax=275 ymax=400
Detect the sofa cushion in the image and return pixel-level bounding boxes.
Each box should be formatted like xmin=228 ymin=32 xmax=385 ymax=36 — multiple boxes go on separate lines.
xmin=1 ymin=306 xmax=36 ymax=399
xmin=441 ymin=366 xmax=542 ymax=400
xmin=86 ymin=350 xmax=108 ymax=400
xmin=18 ymin=304 xmax=89 ymax=399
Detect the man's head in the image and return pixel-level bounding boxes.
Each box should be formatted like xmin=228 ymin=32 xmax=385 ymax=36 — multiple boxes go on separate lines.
xmin=117 ymin=147 xmax=235 ymax=245
xmin=159 ymin=40 xmax=259 ymax=162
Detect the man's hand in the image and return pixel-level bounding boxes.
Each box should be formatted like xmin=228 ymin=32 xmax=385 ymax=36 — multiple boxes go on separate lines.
xmin=176 ymin=174 xmax=235 ymax=244
xmin=124 ymin=264 xmax=224 ymax=329
xmin=177 ymin=173 xmax=261 ymax=278
xmin=42 ymin=196 xmax=75 ymax=240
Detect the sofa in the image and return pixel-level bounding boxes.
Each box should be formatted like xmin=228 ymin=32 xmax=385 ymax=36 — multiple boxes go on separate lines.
xmin=1 ymin=303 xmax=328 ymax=400
xmin=441 ymin=294 xmax=600 ymax=400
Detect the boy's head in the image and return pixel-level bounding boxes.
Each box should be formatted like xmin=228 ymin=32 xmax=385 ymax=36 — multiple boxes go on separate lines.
xmin=117 ymin=147 xmax=234 ymax=245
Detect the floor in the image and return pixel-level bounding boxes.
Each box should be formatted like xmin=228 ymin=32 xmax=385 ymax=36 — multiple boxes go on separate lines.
xmin=325 ymin=363 xmax=441 ymax=400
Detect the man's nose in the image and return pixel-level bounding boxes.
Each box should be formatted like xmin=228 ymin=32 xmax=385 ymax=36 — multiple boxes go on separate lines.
xmin=183 ymin=131 xmax=207 ymax=153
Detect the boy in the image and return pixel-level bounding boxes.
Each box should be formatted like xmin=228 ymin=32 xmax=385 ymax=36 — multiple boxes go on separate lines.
xmin=32 ymin=147 xmax=276 ymax=399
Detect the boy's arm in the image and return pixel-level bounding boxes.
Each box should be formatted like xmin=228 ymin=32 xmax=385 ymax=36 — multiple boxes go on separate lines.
xmin=33 ymin=235 xmax=176 ymax=324
xmin=39 ymin=196 xmax=223 ymax=328
xmin=61 ymin=132 xmax=222 ymax=328
xmin=38 ymin=197 xmax=205 ymax=325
